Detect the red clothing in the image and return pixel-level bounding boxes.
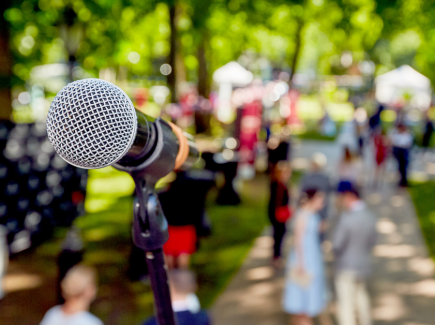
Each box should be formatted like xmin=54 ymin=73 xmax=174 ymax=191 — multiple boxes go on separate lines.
xmin=163 ymin=225 xmax=197 ymax=257
xmin=374 ymin=134 xmax=387 ymax=165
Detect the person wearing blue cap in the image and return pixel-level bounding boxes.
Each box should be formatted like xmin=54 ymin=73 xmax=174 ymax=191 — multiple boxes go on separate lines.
xmin=333 ymin=184 xmax=377 ymax=325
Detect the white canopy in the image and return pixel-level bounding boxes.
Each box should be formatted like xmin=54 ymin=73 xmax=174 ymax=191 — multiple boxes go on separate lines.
xmin=212 ymin=61 xmax=253 ymax=87
xmin=30 ymin=64 xmax=92 ymax=93
xmin=375 ymin=65 xmax=432 ymax=109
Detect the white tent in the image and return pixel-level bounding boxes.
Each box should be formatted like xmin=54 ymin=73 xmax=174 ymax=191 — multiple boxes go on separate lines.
xmin=30 ymin=63 xmax=92 ymax=93
xmin=212 ymin=61 xmax=253 ymax=87
xmin=212 ymin=61 xmax=253 ymax=123
xmin=375 ymin=65 xmax=432 ymax=109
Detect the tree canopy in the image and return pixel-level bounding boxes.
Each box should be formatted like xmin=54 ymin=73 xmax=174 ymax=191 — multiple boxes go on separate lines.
xmin=2 ymin=0 xmax=435 ymax=101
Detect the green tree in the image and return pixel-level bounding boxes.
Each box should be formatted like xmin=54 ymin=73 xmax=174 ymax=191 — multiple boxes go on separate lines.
xmin=0 ymin=0 xmax=13 ymax=120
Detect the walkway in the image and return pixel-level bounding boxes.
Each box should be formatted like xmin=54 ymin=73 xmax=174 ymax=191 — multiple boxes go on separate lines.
xmin=212 ymin=140 xmax=435 ymax=325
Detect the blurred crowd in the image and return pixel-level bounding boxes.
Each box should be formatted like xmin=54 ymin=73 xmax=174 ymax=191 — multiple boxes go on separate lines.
xmin=2 ymin=0 xmax=435 ymax=323
xmin=34 ymin=100 xmax=431 ymax=325
xmin=264 ymin=100 xmax=432 ymax=325
xmin=1 ymin=93 xmax=433 ymax=325
xmin=1 ymin=59 xmax=434 ymax=325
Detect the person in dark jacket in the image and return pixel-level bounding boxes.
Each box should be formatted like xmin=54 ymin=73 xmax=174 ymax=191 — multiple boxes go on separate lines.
xmin=143 ymin=270 xmax=210 ymax=325
xmin=390 ymin=124 xmax=413 ymax=187
xmin=159 ymin=170 xmax=215 ymax=269
xmin=268 ymin=161 xmax=292 ymax=267
xmin=368 ymin=104 xmax=384 ymax=134
xmin=422 ymin=112 xmax=434 ymax=150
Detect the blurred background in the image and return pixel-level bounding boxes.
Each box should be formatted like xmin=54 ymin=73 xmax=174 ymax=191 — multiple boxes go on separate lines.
xmin=2 ymin=0 xmax=435 ymax=324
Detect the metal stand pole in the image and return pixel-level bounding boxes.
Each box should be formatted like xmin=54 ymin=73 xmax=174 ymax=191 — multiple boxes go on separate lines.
xmin=145 ymin=248 xmax=175 ymax=325
xmin=132 ymin=186 xmax=177 ymax=325
xmin=114 ymin=118 xmax=188 ymax=325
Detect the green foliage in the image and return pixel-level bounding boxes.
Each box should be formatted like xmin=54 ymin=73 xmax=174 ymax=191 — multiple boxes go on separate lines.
xmin=409 ymin=181 xmax=435 ymax=262
xmin=4 ymin=0 xmax=435 ymax=88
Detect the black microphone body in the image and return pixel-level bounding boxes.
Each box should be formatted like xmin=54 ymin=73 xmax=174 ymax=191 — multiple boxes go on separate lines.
xmin=46 ymin=78 xmax=199 ymax=325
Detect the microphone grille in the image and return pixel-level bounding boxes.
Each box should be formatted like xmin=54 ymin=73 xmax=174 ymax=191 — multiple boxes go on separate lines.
xmin=46 ymin=79 xmax=137 ymax=169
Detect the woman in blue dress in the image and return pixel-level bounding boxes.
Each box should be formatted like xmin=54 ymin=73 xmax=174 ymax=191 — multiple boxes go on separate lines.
xmin=283 ymin=189 xmax=327 ymax=325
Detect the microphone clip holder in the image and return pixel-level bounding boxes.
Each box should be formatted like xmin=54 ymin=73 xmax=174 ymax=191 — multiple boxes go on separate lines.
xmin=114 ymin=117 xmax=179 ymax=325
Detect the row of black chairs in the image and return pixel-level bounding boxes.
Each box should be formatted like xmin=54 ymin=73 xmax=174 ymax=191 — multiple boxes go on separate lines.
xmin=0 ymin=121 xmax=87 ymax=254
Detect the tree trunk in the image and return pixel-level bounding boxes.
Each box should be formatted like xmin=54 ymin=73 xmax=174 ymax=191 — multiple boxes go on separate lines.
xmin=195 ymin=33 xmax=211 ymax=134
xmin=197 ymin=34 xmax=208 ymax=98
xmin=168 ymin=4 xmax=177 ymax=103
xmin=175 ymin=45 xmax=186 ymax=96
xmin=288 ymin=19 xmax=304 ymax=89
xmin=0 ymin=1 xmax=12 ymax=121
xmin=68 ymin=55 xmax=76 ymax=83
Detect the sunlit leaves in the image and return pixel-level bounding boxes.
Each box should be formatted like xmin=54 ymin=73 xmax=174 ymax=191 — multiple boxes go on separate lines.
xmin=3 ymin=0 xmax=435 ymax=88
xmin=390 ymin=30 xmax=421 ymax=58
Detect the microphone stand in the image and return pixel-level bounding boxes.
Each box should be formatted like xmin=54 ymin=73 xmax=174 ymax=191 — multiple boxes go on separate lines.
xmin=114 ymin=118 xmax=180 ymax=325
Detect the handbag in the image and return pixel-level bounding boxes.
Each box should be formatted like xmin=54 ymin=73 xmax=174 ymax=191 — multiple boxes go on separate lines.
xmin=275 ymin=205 xmax=292 ymax=223
xmin=288 ymin=268 xmax=312 ymax=287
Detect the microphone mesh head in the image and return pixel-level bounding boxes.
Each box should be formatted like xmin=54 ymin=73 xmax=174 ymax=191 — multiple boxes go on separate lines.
xmin=46 ymin=79 xmax=137 ymax=169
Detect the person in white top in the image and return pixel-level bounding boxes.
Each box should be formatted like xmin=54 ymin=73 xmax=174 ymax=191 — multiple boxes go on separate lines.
xmin=40 ymin=264 xmax=103 ymax=325
xmin=390 ymin=124 xmax=413 ymax=187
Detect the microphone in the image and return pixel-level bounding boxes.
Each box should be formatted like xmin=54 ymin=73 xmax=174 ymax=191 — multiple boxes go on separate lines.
xmin=46 ymin=78 xmax=199 ymax=325
xmin=46 ymin=78 xmax=198 ymax=172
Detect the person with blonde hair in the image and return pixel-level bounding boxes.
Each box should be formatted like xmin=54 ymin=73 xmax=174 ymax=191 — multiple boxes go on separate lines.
xmin=40 ymin=264 xmax=103 ymax=325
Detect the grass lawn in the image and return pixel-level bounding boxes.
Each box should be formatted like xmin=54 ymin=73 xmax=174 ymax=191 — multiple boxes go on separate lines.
xmin=3 ymin=168 xmax=271 ymax=325
xmin=83 ymin=170 xmax=271 ymax=321
xmin=193 ymin=176 xmax=269 ymax=307
xmin=82 ymin=169 xmax=271 ymax=322
xmin=408 ymin=181 xmax=435 ymax=260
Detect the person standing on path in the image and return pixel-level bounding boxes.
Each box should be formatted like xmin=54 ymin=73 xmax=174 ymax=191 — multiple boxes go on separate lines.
xmin=283 ymin=189 xmax=327 ymax=325
xmin=299 ymin=153 xmax=332 ymax=242
xmin=333 ymin=183 xmax=377 ymax=325
xmin=390 ymin=123 xmax=413 ymax=187
xmin=268 ymin=161 xmax=292 ymax=268
xmin=422 ymin=112 xmax=434 ymax=152
xmin=372 ymin=129 xmax=389 ymax=188
xmin=368 ymin=104 xmax=384 ymax=134
xmin=337 ymin=146 xmax=363 ymax=189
